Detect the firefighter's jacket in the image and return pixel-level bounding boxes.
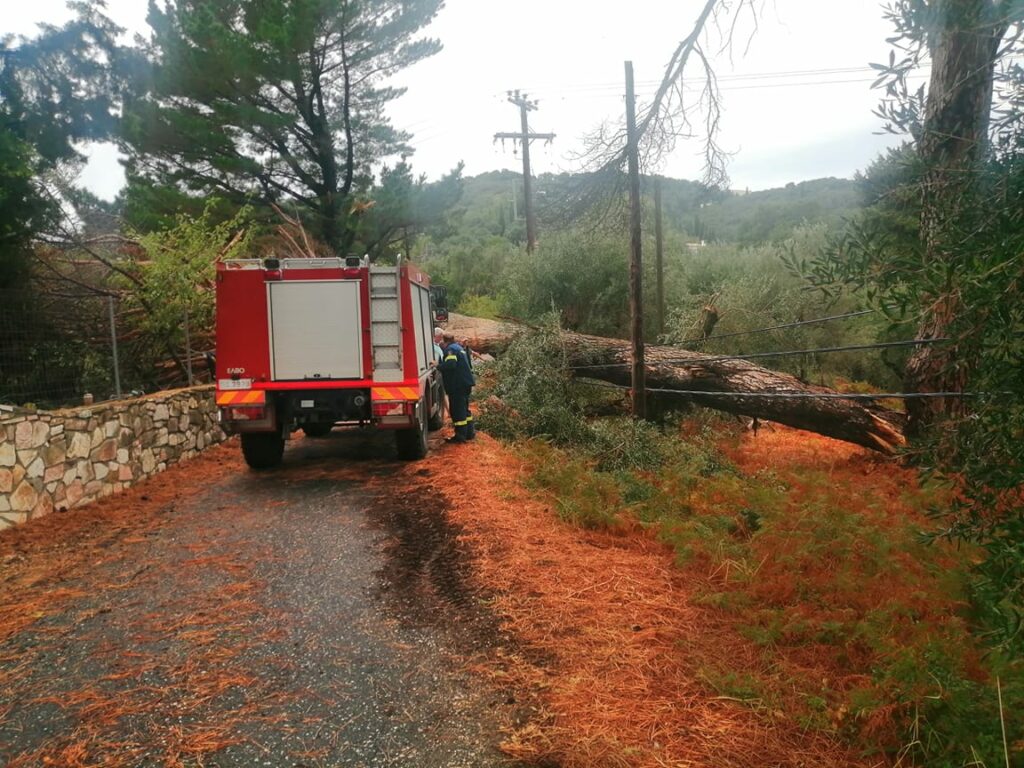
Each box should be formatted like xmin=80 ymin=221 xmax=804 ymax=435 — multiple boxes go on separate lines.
xmin=439 ymin=343 xmax=475 ymax=392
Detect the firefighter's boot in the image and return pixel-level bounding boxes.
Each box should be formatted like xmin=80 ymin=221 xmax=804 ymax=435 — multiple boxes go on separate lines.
xmin=466 ymin=416 xmax=476 ymax=440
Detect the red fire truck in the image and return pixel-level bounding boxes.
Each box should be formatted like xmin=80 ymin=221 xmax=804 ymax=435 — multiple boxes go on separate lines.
xmin=214 ymin=256 xmax=444 ymax=468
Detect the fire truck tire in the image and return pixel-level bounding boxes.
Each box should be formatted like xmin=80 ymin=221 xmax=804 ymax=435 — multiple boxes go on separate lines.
xmin=427 ymin=389 xmax=444 ymax=432
xmin=241 ymin=433 xmax=285 ymax=470
xmin=395 ymin=403 xmax=428 ymax=461
xmin=301 ymin=423 xmax=333 ymax=438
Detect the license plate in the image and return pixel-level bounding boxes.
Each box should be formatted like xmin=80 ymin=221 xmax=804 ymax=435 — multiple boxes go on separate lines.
xmin=300 ymin=400 xmax=315 ymax=409
xmin=218 ymin=378 xmax=253 ymax=390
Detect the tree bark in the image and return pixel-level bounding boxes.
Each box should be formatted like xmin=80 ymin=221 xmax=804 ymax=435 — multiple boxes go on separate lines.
xmin=906 ymin=0 xmax=1010 ymax=433
xmin=447 ymin=314 xmax=908 ymax=454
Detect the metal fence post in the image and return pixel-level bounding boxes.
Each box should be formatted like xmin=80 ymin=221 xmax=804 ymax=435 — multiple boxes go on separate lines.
xmin=184 ymin=306 xmax=194 ymax=386
xmin=109 ymin=295 xmax=122 ymax=398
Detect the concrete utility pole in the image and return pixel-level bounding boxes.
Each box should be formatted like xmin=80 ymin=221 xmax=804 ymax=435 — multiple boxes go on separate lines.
xmin=494 ymin=90 xmax=555 ymax=252
xmin=624 ymin=62 xmax=646 ymax=419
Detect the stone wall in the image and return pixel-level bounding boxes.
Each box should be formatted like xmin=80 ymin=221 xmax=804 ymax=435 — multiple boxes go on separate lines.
xmin=0 ymin=386 xmax=226 ymax=530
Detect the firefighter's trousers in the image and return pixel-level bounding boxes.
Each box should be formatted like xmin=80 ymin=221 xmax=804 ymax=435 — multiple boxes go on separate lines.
xmin=448 ymin=387 xmax=474 ymax=441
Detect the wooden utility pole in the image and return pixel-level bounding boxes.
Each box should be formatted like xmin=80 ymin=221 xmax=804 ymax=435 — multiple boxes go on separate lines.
xmin=494 ymin=90 xmax=555 ymax=252
xmin=654 ymin=175 xmax=665 ymax=338
xmin=624 ymin=62 xmax=646 ymax=418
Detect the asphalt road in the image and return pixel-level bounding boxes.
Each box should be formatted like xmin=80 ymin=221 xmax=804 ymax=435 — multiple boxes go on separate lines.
xmin=0 ymin=430 xmax=528 ymax=767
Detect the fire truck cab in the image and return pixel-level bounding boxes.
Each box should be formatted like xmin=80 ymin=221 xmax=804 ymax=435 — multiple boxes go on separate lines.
xmin=214 ymin=256 xmax=444 ymax=468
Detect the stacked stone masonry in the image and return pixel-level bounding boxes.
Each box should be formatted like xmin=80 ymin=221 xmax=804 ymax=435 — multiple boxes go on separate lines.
xmin=0 ymin=386 xmax=225 ymax=531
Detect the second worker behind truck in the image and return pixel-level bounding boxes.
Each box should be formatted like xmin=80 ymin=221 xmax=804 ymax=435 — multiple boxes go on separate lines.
xmin=439 ymin=333 xmax=476 ymax=443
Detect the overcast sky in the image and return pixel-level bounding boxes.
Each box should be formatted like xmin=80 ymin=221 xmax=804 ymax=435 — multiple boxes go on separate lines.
xmin=6 ymin=0 xmax=910 ymax=199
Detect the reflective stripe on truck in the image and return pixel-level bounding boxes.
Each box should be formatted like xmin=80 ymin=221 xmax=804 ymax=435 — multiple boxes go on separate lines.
xmin=216 ymin=390 xmax=267 ymax=406
xmin=371 ymin=386 xmax=420 ymax=401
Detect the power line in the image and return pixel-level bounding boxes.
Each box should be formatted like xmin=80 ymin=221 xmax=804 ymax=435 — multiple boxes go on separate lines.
xmin=709 ymin=75 xmax=928 ymax=93
xmin=570 ymin=338 xmax=948 ymax=371
xmin=530 ymin=75 xmax=932 ymax=104
xmin=510 ymin=66 xmax=880 ymax=95
xmin=580 ymin=380 xmax=984 ymax=401
xmin=513 ymin=71 xmax=930 ymax=100
xmin=681 ymin=308 xmax=881 ymax=346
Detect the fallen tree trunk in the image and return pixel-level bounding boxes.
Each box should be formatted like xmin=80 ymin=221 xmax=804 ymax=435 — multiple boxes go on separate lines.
xmin=447 ymin=314 xmax=908 ymax=454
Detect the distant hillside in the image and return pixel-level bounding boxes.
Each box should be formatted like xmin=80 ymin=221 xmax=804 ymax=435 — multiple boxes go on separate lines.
xmin=454 ymin=170 xmax=861 ymax=246
xmin=692 ymin=178 xmax=862 ymax=244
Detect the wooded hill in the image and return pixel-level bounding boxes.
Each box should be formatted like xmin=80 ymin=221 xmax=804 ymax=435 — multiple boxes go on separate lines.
xmin=452 ymin=170 xmax=861 ymax=247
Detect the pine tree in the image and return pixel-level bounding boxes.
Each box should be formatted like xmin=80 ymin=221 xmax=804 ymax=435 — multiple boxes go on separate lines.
xmin=123 ymin=0 xmax=444 ymax=253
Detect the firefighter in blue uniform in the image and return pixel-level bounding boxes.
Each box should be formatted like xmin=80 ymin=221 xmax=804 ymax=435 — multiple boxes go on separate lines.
xmin=439 ymin=333 xmax=475 ymax=443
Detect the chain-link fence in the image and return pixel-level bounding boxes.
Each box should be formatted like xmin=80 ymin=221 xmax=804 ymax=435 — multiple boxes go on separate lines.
xmin=0 ymin=288 xmax=207 ymax=410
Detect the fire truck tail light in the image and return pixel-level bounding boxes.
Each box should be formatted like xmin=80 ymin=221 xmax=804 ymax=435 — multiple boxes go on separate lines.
xmin=372 ymin=402 xmax=409 ymax=418
xmin=228 ymin=406 xmax=266 ymax=421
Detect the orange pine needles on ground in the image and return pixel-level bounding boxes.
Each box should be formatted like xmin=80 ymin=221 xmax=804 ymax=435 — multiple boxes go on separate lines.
xmin=411 ymin=432 xmax=874 ymax=767
xmin=1 ymin=424 xmax=1008 ymax=766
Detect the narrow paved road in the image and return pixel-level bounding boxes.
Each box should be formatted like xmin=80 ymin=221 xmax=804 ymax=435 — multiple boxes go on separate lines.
xmin=0 ymin=431 xmax=527 ymax=767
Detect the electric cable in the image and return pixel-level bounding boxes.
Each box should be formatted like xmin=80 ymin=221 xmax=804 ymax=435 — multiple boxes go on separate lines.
xmin=570 ymin=338 xmax=949 ymax=371
xmin=579 ymin=380 xmax=986 ymax=401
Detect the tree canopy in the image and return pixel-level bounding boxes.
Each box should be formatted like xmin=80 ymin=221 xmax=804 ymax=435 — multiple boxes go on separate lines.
xmin=123 ymin=0 xmax=444 ymax=253
xmin=0 ymin=1 xmax=126 ymax=288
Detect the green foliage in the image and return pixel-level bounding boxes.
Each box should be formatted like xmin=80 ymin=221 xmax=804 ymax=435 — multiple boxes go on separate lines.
xmin=1 ymin=2 xmax=126 ymax=167
xmin=355 ymin=160 xmax=464 ymax=262
xmin=803 ymin=135 xmax=1024 ymax=655
xmin=125 ymin=203 xmax=251 ymax=363
xmin=0 ymin=131 xmax=46 ymax=288
xmin=455 ymin=294 xmax=501 ymax=320
xmin=482 ymin=315 xmax=1021 ymax=763
xmin=791 ymin=1 xmax=1024 ymax=654
xmin=477 ymin=316 xmax=590 ymax=444
xmin=418 ymin=234 xmax=519 ymax=306
xmin=417 ymin=171 xmax=861 ymax=343
xmin=691 ymin=177 xmax=861 ymax=245
xmin=419 ymin=173 xmax=898 ymax=391
xmin=501 ymin=231 xmax=631 ymax=337
xmin=0 ymin=2 xmax=130 ymax=404
xmin=0 ymin=323 xmax=113 ymax=408
xmin=124 ymin=0 xmax=444 ymax=251
xmin=665 ymin=225 xmax=904 ymax=389
xmin=588 ymin=418 xmax=669 ymax=473
xmin=117 ymin=171 xmax=241 ymax=233
xmin=519 ymin=441 xmax=623 ymax=530
xmin=868 ymin=645 xmax=1023 ymax=767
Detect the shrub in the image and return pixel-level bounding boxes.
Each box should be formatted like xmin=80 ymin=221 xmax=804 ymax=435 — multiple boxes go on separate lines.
xmin=587 ymin=417 xmax=669 ymax=473
xmin=456 ymin=293 xmax=501 ymax=320
xmin=519 ymin=441 xmax=622 ymax=530
xmin=476 ymin=316 xmax=590 ymax=444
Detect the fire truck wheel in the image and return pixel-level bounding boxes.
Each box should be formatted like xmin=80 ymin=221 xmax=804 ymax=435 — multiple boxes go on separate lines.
xmin=241 ymin=433 xmax=285 ymax=470
xmin=395 ymin=403 xmax=428 ymax=461
xmin=427 ymin=390 xmax=444 ymax=432
xmin=301 ymin=423 xmax=333 ymax=438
